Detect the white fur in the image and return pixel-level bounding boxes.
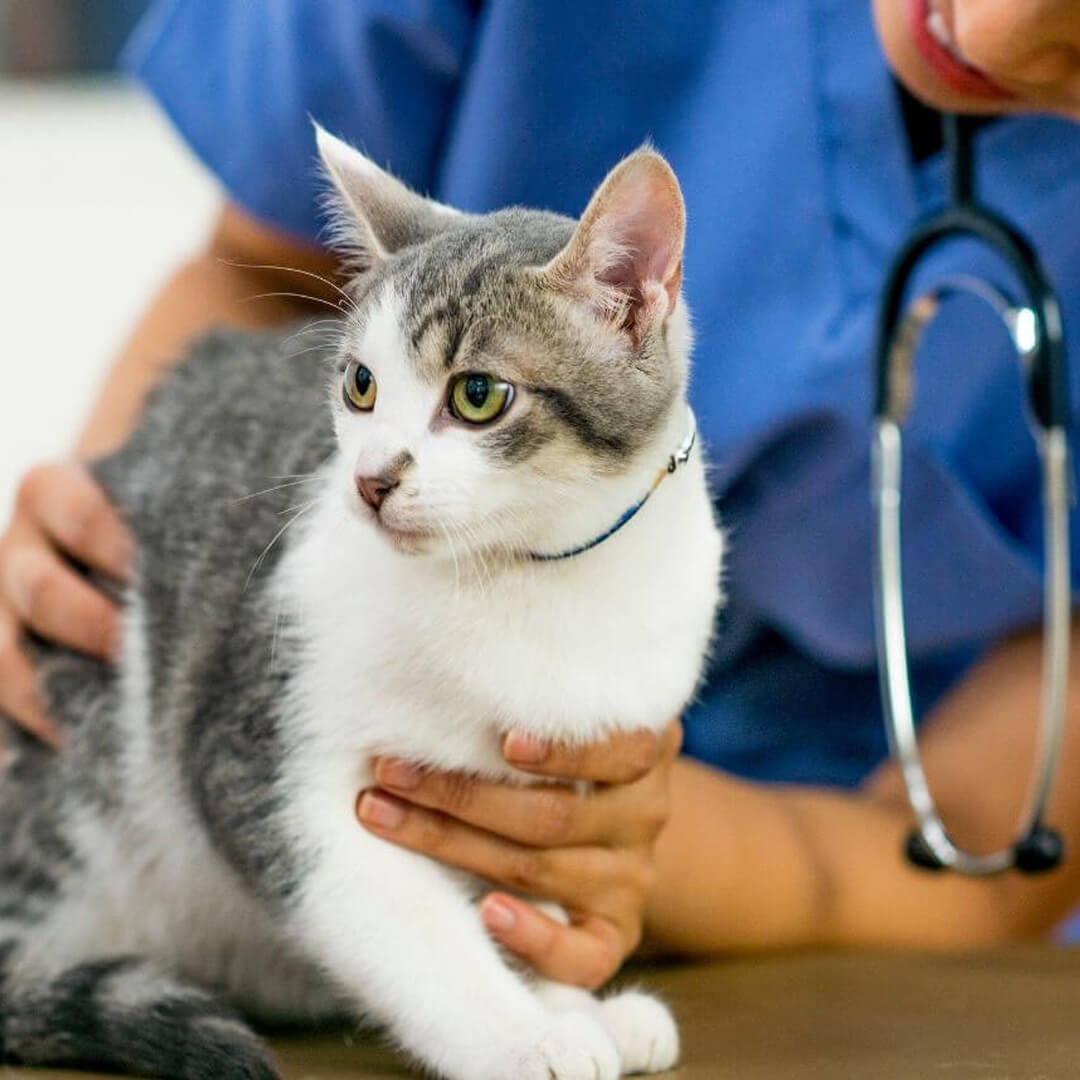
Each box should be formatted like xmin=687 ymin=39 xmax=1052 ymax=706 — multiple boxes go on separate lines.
xmin=265 ymin=281 xmax=721 ymax=1078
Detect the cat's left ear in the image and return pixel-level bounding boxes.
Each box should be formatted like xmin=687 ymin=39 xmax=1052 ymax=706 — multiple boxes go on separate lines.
xmin=537 ymin=147 xmax=685 ymax=343
xmin=315 ymin=123 xmax=461 ymax=273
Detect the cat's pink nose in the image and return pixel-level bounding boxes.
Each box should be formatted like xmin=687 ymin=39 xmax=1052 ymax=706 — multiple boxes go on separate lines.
xmin=355 ymin=473 xmax=398 ymax=511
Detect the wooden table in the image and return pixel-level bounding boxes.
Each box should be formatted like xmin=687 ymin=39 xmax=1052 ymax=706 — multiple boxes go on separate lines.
xmin=12 ymin=948 xmax=1080 ymax=1079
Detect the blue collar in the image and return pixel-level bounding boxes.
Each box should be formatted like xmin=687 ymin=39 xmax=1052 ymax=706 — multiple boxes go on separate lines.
xmin=530 ymin=410 xmax=698 ymax=563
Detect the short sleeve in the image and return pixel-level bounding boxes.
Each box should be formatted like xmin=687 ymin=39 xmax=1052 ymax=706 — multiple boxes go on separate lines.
xmin=123 ymin=0 xmax=477 ymax=241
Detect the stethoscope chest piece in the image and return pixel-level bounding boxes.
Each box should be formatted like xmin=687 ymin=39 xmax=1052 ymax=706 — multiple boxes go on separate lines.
xmin=872 ymin=114 xmax=1071 ymax=876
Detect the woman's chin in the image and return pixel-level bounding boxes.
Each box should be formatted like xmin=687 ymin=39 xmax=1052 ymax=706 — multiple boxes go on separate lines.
xmin=873 ymin=0 xmax=1018 ymax=115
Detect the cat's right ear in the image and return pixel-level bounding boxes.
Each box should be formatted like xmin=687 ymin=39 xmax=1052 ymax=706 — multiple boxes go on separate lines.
xmin=315 ymin=124 xmax=460 ymax=273
xmin=536 ymin=147 xmax=685 ymax=345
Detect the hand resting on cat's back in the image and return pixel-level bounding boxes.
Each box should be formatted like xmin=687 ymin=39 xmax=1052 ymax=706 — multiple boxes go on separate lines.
xmin=0 ymin=125 xmax=723 ymax=1080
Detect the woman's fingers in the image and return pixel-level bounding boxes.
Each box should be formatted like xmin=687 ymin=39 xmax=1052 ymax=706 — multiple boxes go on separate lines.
xmin=479 ymin=894 xmax=630 ymax=990
xmin=372 ymin=757 xmax=669 ymax=847
xmin=0 ymin=462 xmax=129 ymax=745
xmin=15 ymin=462 xmax=133 ymax=582
xmin=357 ymin=789 xmax=644 ymax=908
xmin=2 ymin=543 xmax=122 ymax=661
xmin=1 ymin=462 xmax=128 ymax=660
xmin=361 ymin=722 xmax=681 ymax=984
xmin=0 ymin=610 xmax=61 ymax=747
xmin=501 ymin=718 xmax=682 ymax=784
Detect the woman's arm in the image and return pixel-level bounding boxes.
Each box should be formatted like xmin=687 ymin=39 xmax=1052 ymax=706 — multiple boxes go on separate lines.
xmin=647 ymin=623 xmax=1080 ymax=953
xmin=0 ymin=204 xmax=341 ymax=738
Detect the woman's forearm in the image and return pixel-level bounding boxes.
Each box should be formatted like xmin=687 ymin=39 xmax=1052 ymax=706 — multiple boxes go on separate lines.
xmin=645 ymin=757 xmax=867 ymax=953
xmin=647 ymin=625 xmax=1080 ymax=953
xmin=648 ymin=762 xmax=1064 ymax=954
xmin=76 ymin=205 xmax=341 ymax=457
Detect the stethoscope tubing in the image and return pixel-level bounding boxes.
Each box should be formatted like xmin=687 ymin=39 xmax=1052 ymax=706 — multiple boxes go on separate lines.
xmin=873 ymin=417 xmax=1070 ymax=874
xmin=874 ymin=203 xmax=1067 ymax=430
xmin=872 ymin=114 xmax=1071 ymax=876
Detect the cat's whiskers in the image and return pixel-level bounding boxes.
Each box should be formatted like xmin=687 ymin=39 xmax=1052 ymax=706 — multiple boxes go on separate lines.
xmin=286 ymin=341 xmax=349 ymax=362
xmin=280 ymin=319 xmax=345 ymax=351
xmin=269 ymin=450 xmax=336 ymax=485
xmin=420 ymin=498 xmax=537 ymax=591
xmin=482 ymin=509 xmax=541 ymax=582
xmin=433 ymin=519 xmax=464 ymax=597
xmin=278 ymin=498 xmax=319 ymax=516
xmin=460 ymin=520 xmax=495 ymax=596
xmin=240 ymin=290 xmax=355 ymax=316
xmin=283 ymin=322 xmax=348 ymax=360
xmin=231 ymin=477 xmax=319 ymax=505
xmin=431 ymin=511 xmax=491 ymax=595
xmin=456 ymin=515 xmax=504 ymax=596
xmin=245 ymin=499 xmax=318 ymax=590
xmin=220 ymin=260 xmax=359 ymax=315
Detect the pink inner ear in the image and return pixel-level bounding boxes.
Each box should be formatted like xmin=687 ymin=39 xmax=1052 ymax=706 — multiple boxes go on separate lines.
xmin=591 ymin=166 xmax=684 ymax=330
xmin=598 ymin=209 xmax=679 ymax=290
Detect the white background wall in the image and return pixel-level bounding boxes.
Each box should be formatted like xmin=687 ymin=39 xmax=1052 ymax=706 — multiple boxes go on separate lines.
xmin=0 ymin=79 xmax=218 ymax=518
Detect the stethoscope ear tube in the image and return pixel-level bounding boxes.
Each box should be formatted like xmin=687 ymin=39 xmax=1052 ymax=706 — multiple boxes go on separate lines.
xmin=872 ymin=115 xmax=1071 ymax=876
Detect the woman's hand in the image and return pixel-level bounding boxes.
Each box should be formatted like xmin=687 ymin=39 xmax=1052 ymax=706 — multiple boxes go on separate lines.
xmin=0 ymin=462 xmax=132 ymax=746
xmin=357 ymin=720 xmax=682 ymax=989
xmin=875 ymin=0 xmax=1080 ymax=120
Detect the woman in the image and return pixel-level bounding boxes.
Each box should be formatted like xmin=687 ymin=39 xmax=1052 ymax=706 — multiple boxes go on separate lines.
xmin=3 ymin=0 xmax=1080 ymax=988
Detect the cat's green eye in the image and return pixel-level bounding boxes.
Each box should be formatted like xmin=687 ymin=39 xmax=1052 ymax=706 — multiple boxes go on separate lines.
xmin=343 ymin=361 xmax=377 ymax=411
xmin=449 ymin=373 xmax=514 ymax=425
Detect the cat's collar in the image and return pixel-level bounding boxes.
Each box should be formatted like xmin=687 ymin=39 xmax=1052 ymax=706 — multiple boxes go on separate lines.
xmin=529 ymin=409 xmax=698 ymax=563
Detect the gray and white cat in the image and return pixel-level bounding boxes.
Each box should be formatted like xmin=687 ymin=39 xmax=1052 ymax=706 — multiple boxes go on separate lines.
xmin=0 ymin=128 xmax=722 ymax=1080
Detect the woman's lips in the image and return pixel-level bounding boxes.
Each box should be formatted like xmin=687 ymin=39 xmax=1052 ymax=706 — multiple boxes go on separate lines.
xmin=908 ymin=0 xmax=1015 ymax=101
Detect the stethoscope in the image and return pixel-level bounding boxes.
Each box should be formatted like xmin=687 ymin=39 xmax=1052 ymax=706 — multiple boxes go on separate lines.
xmin=872 ymin=113 xmax=1071 ymax=875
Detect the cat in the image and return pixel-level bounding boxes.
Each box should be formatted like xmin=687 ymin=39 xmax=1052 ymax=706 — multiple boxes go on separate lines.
xmin=0 ymin=126 xmax=722 ymax=1080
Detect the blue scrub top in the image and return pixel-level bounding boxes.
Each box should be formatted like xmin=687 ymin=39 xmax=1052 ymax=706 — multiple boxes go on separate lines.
xmin=125 ymin=0 xmax=1080 ymax=788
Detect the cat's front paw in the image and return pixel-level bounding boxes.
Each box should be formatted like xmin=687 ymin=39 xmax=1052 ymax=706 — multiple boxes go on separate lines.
xmin=487 ymin=1012 xmax=620 ymax=1080
xmin=599 ymin=990 xmax=680 ymax=1075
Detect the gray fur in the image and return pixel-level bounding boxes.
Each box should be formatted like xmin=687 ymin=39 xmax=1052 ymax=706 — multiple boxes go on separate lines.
xmin=91 ymin=330 xmax=334 ymax=904
xmin=4 ymin=955 xmax=278 ymax=1079
xmin=0 ymin=330 xmax=337 ymax=1078
xmin=344 ymin=207 xmax=680 ymax=466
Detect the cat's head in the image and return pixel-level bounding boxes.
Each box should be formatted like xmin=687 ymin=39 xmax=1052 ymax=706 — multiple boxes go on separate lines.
xmin=316 ymin=125 xmax=692 ymax=561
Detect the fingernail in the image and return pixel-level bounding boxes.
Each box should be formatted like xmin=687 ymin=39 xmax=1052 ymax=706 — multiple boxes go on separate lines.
xmin=17 ymin=688 xmax=63 ymax=750
xmin=37 ymin=719 xmax=64 ymax=751
xmin=503 ymin=732 xmax=548 ymax=764
xmin=375 ymin=757 xmax=421 ymax=791
xmin=108 ymin=621 xmax=125 ymax=662
xmin=358 ymin=791 xmax=406 ymax=830
xmin=482 ymin=896 xmax=518 ymax=934
xmin=114 ymin=537 xmax=135 ymax=581
xmin=4 ymin=552 xmax=32 ymax=615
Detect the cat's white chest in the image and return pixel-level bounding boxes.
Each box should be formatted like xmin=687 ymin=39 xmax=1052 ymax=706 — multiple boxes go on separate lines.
xmin=281 ymin=469 xmax=720 ymax=783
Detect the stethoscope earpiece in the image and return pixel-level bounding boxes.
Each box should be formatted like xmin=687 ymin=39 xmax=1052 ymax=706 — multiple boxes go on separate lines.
xmin=904 ymin=829 xmax=947 ymax=872
xmin=1013 ymin=825 xmax=1065 ymax=875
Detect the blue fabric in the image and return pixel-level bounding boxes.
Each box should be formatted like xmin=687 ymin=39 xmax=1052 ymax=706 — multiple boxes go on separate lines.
xmin=125 ymin=1 xmax=1080 ymax=789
